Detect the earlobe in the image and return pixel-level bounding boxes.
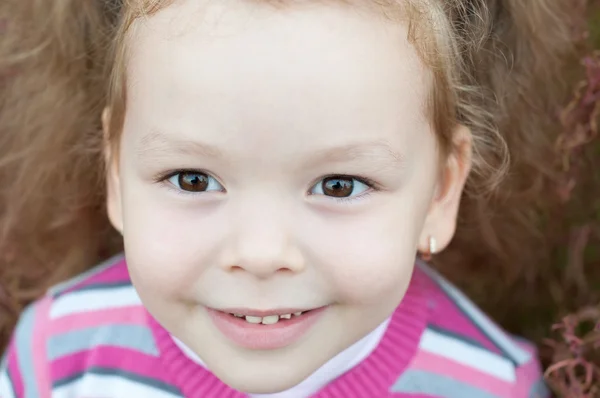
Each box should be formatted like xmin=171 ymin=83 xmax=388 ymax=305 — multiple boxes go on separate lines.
xmin=102 ymin=107 xmax=124 ymax=235
xmin=418 ymin=125 xmax=472 ymax=256
xmin=419 ymin=236 xmax=437 ymax=261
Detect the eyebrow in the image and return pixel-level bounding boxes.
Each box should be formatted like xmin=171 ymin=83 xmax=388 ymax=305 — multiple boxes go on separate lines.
xmin=309 ymin=141 xmax=404 ymax=168
xmin=137 ymin=130 xmax=224 ymax=160
xmin=137 ymin=130 xmax=404 ymax=168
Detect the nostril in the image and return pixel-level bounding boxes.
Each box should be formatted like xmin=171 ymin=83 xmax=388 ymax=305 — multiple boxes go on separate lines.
xmin=227 ymin=264 xmax=296 ymax=274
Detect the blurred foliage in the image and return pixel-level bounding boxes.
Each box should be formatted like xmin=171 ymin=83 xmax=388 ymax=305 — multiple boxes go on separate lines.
xmin=463 ymin=1 xmax=600 ymax=396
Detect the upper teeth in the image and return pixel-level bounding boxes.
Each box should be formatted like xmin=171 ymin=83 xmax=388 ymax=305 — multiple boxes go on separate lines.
xmin=231 ymin=312 xmax=305 ymax=325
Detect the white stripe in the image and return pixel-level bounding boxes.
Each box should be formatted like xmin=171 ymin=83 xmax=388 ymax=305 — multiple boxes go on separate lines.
xmin=53 ymin=373 xmax=181 ymax=398
xmin=420 ymin=328 xmax=516 ymax=382
xmin=0 ymin=370 xmax=16 ymax=398
xmin=50 ymin=286 xmax=142 ymax=319
xmin=417 ymin=261 xmax=531 ymax=365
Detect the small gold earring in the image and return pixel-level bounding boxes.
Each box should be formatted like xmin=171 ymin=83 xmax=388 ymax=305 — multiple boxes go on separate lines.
xmin=421 ymin=236 xmax=437 ymax=261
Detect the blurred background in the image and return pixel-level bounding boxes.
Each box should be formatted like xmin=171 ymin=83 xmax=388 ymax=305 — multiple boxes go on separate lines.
xmin=439 ymin=1 xmax=600 ymax=395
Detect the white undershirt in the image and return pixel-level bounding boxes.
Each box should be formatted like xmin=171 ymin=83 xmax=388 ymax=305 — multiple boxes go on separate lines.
xmin=172 ymin=317 xmax=390 ymax=397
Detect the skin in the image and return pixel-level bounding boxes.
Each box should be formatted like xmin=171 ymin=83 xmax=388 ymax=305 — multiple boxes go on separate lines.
xmin=105 ymin=0 xmax=472 ymax=394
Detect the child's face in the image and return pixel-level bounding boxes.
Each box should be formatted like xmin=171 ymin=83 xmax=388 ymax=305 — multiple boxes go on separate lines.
xmin=106 ymin=0 xmax=469 ymax=393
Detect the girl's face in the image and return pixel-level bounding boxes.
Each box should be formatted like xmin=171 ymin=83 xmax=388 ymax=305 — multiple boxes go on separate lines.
xmin=107 ymin=0 xmax=470 ymax=393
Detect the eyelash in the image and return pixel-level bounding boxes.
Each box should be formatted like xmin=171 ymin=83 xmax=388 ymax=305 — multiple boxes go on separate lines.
xmin=154 ymin=169 xmax=224 ymax=197
xmin=309 ymin=174 xmax=378 ymax=204
xmin=155 ymin=170 xmax=380 ymax=203
xmin=330 ymin=191 xmax=373 ymax=204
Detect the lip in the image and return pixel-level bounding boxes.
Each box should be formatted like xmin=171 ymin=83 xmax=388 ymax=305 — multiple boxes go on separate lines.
xmin=217 ymin=307 xmax=316 ymax=317
xmin=207 ymin=306 xmax=327 ymax=350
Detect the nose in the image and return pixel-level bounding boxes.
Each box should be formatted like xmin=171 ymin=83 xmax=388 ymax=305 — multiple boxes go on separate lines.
xmin=225 ymin=200 xmax=305 ymax=279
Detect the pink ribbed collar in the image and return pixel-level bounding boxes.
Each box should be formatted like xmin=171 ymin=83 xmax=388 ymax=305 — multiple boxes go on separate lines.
xmin=148 ymin=267 xmax=430 ymax=397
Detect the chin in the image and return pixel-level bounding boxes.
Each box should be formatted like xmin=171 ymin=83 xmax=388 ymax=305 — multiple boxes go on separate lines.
xmin=211 ymin=360 xmax=314 ymax=394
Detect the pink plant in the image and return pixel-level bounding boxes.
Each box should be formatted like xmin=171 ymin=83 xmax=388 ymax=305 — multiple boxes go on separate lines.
xmin=545 ymin=306 xmax=600 ymax=396
xmin=544 ymin=3 xmax=600 ymax=394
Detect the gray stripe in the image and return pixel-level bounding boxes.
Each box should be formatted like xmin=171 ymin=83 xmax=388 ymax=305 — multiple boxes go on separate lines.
xmin=391 ymin=369 xmax=502 ymax=398
xmin=47 ymin=324 xmax=159 ymax=360
xmin=417 ymin=260 xmax=531 ymax=365
xmin=49 ymin=253 xmax=125 ymax=296
xmin=427 ymin=324 xmax=490 ymax=351
xmin=15 ymin=304 xmax=39 ymax=398
xmin=0 ymin=351 xmax=8 ymax=373
xmin=529 ymin=378 xmax=550 ymax=398
xmin=54 ymin=366 xmax=182 ymax=396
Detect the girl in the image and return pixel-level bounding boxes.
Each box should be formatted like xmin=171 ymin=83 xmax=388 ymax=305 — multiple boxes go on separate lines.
xmin=0 ymin=0 xmax=572 ymax=397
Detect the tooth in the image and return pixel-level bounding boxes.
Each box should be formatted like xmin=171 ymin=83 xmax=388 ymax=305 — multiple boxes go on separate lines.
xmin=245 ymin=316 xmax=262 ymax=324
xmin=233 ymin=314 xmax=244 ymax=318
xmin=261 ymin=315 xmax=279 ymax=325
xmin=280 ymin=314 xmax=292 ymax=319
xmin=293 ymin=312 xmax=303 ymax=316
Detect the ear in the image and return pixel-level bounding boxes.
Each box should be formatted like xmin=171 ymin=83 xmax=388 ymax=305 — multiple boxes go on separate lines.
xmin=418 ymin=124 xmax=472 ymax=255
xmin=102 ymin=108 xmax=124 ymax=235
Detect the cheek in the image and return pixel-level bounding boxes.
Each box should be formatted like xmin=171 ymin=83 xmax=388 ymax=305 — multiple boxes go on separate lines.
xmin=307 ymin=198 xmax=427 ymax=304
xmin=121 ymin=182 xmax=227 ymax=298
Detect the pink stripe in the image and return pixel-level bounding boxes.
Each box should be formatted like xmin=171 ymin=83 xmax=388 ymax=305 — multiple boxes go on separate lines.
xmin=6 ymin=341 xmax=24 ymax=397
xmin=512 ymin=356 xmax=544 ymax=398
xmin=51 ymin=347 xmax=168 ymax=384
xmin=61 ymin=259 xmax=129 ymax=295
xmin=411 ymin=350 xmax=513 ymax=396
xmin=32 ymin=297 xmax=52 ymax=398
xmin=48 ymin=306 xmax=147 ymax=336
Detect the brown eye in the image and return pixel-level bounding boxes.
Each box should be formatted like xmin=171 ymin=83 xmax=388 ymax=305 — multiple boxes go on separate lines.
xmin=322 ymin=177 xmax=354 ymax=197
xmin=179 ymin=172 xmax=209 ymax=192
xmin=168 ymin=171 xmax=224 ymax=193
xmin=310 ymin=175 xmax=371 ymax=199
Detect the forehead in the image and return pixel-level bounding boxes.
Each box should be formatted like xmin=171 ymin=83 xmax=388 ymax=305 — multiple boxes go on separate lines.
xmin=123 ymin=0 xmax=432 ymax=155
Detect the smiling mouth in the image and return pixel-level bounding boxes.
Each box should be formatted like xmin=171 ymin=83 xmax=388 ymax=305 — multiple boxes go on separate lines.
xmin=208 ymin=306 xmax=327 ymax=349
xmin=224 ymin=310 xmax=313 ymax=325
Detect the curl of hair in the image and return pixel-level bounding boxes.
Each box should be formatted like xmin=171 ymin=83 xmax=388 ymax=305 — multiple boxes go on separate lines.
xmin=0 ymin=0 xmax=575 ymax=350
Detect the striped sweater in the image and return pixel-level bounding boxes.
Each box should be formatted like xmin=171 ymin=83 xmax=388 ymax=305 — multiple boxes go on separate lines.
xmin=0 ymin=256 xmax=549 ymax=398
